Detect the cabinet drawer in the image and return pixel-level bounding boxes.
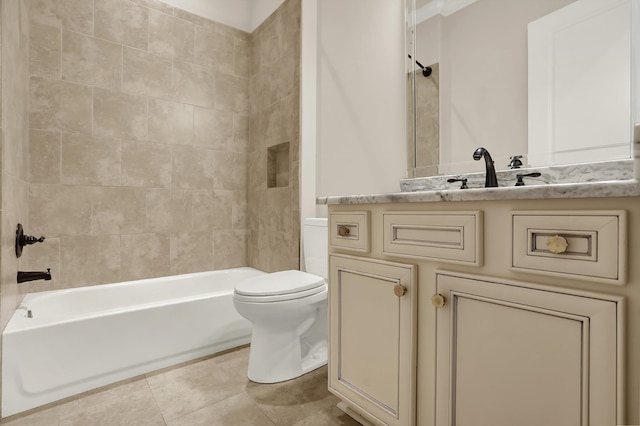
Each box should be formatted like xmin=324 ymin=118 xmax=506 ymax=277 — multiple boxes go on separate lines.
xmin=329 ymin=211 xmax=370 ymax=253
xmin=511 ymin=210 xmax=627 ymax=284
xmin=382 ymin=211 xmax=482 ymax=265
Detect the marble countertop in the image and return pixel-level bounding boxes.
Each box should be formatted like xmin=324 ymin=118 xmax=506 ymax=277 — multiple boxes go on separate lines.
xmin=318 ymin=179 xmax=640 ymax=205
xmin=318 ymin=159 xmax=640 ymax=205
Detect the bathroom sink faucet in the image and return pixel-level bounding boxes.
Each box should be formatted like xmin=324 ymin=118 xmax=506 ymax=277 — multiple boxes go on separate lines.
xmin=473 ymin=147 xmax=498 ymax=187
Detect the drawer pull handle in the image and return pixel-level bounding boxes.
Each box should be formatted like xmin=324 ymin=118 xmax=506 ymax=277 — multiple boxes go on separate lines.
xmin=431 ymin=293 xmax=446 ymax=308
xmin=546 ymin=235 xmax=569 ymax=254
xmin=338 ymin=226 xmax=351 ymax=237
xmin=394 ymin=284 xmax=407 ymax=297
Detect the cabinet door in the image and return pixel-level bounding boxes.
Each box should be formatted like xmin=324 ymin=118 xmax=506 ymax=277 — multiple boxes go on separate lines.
xmin=434 ymin=272 xmax=621 ymax=426
xmin=329 ymin=255 xmax=416 ymax=426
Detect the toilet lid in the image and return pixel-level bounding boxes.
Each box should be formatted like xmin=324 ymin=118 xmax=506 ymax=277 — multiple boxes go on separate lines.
xmin=234 ymin=270 xmax=325 ymax=297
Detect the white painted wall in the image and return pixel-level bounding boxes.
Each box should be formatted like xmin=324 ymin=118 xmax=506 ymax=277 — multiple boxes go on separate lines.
xmin=528 ymin=0 xmax=631 ymax=166
xmin=160 ymin=0 xmax=284 ymax=32
xmin=300 ymin=0 xmax=318 ymax=270
xmin=316 ymin=0 xmax=407 ymax=202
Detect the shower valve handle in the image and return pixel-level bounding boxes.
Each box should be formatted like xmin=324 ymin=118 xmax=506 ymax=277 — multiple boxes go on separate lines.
xmin=21 ymin=235 xmax=45 ymax=246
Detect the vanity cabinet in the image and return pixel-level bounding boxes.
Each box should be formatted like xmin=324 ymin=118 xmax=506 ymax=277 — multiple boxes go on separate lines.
xmin=434 ymin=272 xmax=622 ymax=426
xmin=328 ymin=254 xmax=416 ymax=426
xmin=326 ymin=198 xmax=637 ymax=426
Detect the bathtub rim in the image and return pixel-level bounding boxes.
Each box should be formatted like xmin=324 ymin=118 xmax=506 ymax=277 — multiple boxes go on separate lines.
xmin=5 ymin=267 xmax=266 ymax=333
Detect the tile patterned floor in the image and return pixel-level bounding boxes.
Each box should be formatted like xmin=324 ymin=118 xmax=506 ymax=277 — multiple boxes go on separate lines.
xmin=0 ymin=346 xmax=361 ymax=426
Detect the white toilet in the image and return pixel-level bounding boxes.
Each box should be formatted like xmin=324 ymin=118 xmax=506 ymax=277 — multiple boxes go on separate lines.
xmin=233 ymin=218 xmax=328 ymax=383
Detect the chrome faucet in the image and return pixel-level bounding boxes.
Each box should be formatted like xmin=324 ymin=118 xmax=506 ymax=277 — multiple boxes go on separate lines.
xmin=473 ymin=147 xmax=498 ymax=187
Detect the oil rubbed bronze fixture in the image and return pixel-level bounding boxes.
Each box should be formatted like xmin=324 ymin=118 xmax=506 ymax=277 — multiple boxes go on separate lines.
xmin=15 ymin=223 xmax=45 ymax=258
xmin=408 ymin=54 xmax=432 ymax=77
xmin=17 ymin=269 xmax=51 ymax=284
xmin=15 ymin=223 xmax=51 ymax=283
xmin=473 ymin=147 xmax=499 ymax=188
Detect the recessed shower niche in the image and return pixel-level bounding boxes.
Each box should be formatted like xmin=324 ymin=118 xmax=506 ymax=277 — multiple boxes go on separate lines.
xmin=267 ymin=142 xmax=290 ymax=188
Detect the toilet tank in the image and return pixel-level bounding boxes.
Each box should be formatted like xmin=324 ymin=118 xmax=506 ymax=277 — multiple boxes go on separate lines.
xmin=303 ymin=218 xmax=328 ymax=279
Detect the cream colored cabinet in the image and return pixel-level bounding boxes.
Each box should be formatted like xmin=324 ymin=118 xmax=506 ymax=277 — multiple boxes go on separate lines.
xmin=434 ymin=272 xmax=623 ymax=426
xmin=329 ymin=254 xmax=417 ymax=426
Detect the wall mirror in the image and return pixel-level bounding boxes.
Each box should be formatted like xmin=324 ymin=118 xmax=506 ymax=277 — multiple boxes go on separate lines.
xmin=406 ymin=0 xmax=638 ymax=178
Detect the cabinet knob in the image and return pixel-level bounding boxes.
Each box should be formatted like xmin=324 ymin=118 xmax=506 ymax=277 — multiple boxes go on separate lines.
xmin=394 ymin=284 xmax=407 ymax=297
xmin=338 ymin=225 xmax=350 ymax=237
xmin=431 ymin=293 xmax=446 ymax=308
xmin=546 ymin=235 xmax=569 ymax=254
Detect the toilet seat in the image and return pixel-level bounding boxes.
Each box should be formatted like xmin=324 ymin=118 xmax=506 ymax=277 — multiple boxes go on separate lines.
xmin=234 ymin=270 xmax=326 ymax=303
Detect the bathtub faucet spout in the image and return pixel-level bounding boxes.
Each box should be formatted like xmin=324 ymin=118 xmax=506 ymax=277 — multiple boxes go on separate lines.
xmin=17 ymin=268 xmax=51 ymax=283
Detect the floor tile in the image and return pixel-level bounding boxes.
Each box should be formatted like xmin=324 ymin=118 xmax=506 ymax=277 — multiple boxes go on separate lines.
xmin=167 ymin=392 xmax=275 ymax=426
xmin=56 ymin=378 xmax=165 ymax=426
xmin=0 ymin=406 xmax=60 ymax=426
xmin=245 ymin=365 xmax=339 ymax=426
xmin=145 ymin=347 xmax=250 ymax=421
xmin=291 ymin=404 xmax=363 ymax=426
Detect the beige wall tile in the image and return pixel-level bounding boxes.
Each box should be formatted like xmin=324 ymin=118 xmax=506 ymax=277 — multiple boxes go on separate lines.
xmin=30 ymin=129 xmax=60 ymax=183
xmin=120 ymin=233 xmax=170 ymax=281
xmin=213 ymin=230 xmax=248 ymax=270
xmin=29 ymin=184 xmax=94 ymax=237
xmin=149 ymin=9 xmax=194 ymax=63
xmin=148 ymin=97 xmax=194 ymax=145
xmin=1 ymin=176 xmax=29 ymax=328
xmin=60 ymin=235 xmax=120 ymax=287
xmin=216 ymin=73 xmax=249 ymax=114
xmin=173 ymin=9 xmax=216 ymax=29
xmin=192 ymin=190 xmax=232 ymax=231
xmin=145 ymin=188 xmax=192 ymax=233
xmin=263 ymin=94 xmax=295 ymax=148
xmin=170 ymin=231 xmax=213 ymax=274
xmin=232 ymin=190 xmax=247 ymax=229
xmin=247 ymin=151 xmax=267 ymax=190
xmin=213 ymin=151 xmax=247 ymax=190
xmin=172 ymin=61 xmax=216 ymax=108
xmin=61 ymin=133 xmax=121 ymax=186
xmin=27 ymin=0 xmax=93 ymax=34
xmin=94 ymin=0 xmax=148 ymax=50
xmin=123 ymin=47 xmax=173 ymax=100
xmin=193 ymin=106 xmax=232 ymax=150
xmin=234 ymin=38 xmax=250 ymax=79
xmin=2 ymin=125 xmax=30 ymax=182
xmin=90 ymin=187 xmax=146 ymax=235
xmin=29 ymin=22 xmax=61 ymax=79
xmin=29 ymin=76 xmax=92 ymax=134
xmin=171 ymin=146 xmax=215 ymax=189
xmin=122 ymin=141 xmax=172 ymax=187
xmin=268 ymin=53 xmax=296 ymax=105
xmin=233 ymin=114 xmax=249 ymax=153
xmin=61 ymin=31 xmax=122 ymax=91
xmin=246 ymin=0 xmax=301 ymax=273
xmin=24 ymin=237 xmax=61 ymax=292
xmin=130 ymin=0 xmax=175 ymax=14
xmin=216 ymin=21 xmax=250 ymax=43
xmin=259 ymin=187 xmax=292 ymax=234
xmin=94 ymin=88 xmax=147 ymax=140
xmin=194 ymin=25 xmax=233 ymax=73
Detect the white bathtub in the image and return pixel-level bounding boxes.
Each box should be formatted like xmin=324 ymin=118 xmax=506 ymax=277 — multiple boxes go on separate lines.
xmin=1 ymin=267 xmax=266 ymax=417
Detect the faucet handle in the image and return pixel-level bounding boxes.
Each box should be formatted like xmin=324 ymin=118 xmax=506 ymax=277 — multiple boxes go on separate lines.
xmin=509 ymin=155 xmax=523 ymax=169
xmin=447 ymin=178 xmax=468 ymax=189
xmin=515 ymin=172 xmax=541 ymax=186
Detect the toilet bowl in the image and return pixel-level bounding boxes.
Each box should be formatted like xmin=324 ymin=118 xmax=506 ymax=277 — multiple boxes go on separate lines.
xmin=233 ymin=218 xmax=328 ymax=383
